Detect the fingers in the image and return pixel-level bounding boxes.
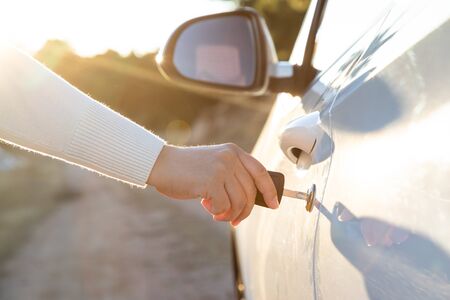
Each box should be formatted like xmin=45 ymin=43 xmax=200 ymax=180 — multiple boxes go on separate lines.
xmin=236 ymin=149 xmax=279 ymax=209
xmin=231 ymin=193 xmax=254 ymax=227
xmin=200 ymin=144 xmax=278 ymax=226
xmin=231 ymin=162 xmax=256 ymax=226
xmin=201 ymin=198 xmax=213 ymax=213
xmin=227 ymin=176 xmax=248 ymax=221
xmin=203 ymin=197 xmax=232 ymax=220
xmin=209 ymin=186 xmax=231 ymax=215
xmin=235 ymin=161 xmax=257 ymax=205
xmin=215 ymin=176 xmax=247 ymax=221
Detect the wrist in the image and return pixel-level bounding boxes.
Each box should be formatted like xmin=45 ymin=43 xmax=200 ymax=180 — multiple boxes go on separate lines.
xmin=147 ymin=144 xmax=177 ymax=187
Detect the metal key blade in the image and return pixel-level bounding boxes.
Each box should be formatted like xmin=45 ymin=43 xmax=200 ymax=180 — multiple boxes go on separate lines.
xmin=283 ymin=188 xmax=309 ymax=200
xmin=283 ymin=185 xmax=316 ymax=212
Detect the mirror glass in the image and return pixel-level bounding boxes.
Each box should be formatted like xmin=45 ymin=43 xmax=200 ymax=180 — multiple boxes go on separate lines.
xmin=173 ymin=16 xmax=257 ymax=87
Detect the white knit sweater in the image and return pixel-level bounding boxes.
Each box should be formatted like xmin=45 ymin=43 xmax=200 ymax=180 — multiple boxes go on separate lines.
xmin=0 ymin=45 xmax=166 ymax=187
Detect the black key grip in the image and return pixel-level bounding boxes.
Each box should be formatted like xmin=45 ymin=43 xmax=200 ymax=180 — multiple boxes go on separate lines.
xmin=255 ymin=171 xmax=285 ymax=208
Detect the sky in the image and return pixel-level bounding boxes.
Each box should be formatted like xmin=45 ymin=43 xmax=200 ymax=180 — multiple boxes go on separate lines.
xmin=0 ymin=0 xmax=235 ymax=56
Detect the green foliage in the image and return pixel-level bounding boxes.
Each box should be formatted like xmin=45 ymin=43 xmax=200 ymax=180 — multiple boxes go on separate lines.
xmin=238 ymin=0 xmax=311 ymax=60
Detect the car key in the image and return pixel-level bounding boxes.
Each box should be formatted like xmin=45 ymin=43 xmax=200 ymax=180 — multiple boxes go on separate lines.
xmin=255 ymin=171 xmax=316 ymax=212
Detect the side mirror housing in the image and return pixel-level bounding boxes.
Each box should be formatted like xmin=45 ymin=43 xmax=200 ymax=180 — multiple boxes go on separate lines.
xmin=157 ymin=8 xmax=278 ymax=96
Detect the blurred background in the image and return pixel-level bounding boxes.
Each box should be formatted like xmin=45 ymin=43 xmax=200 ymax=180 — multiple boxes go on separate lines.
xmin=0 ymin=0 xmax=310 ymax=299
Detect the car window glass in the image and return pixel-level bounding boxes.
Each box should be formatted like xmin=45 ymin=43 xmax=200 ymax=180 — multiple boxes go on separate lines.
xmin=312 ymin=0 xmax=395 ymax=71
xmin=313 ymin=0 xmax=449 ymax=73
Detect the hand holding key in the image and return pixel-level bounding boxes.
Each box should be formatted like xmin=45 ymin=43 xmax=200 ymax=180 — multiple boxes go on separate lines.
xmin=148 ymin=143 xmax=279 ymax=226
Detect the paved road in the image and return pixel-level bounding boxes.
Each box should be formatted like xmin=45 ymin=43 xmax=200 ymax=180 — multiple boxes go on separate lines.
xmin=0 ymin=168 xmax=235 ymax=300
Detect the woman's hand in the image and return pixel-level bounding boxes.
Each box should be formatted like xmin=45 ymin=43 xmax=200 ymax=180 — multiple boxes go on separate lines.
xmin=147 ymin=143 xmax=279 ymax=226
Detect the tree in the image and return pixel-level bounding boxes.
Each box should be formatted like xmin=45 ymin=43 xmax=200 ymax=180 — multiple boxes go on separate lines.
xmin=237 ymin=0 xmax=311 ymax=60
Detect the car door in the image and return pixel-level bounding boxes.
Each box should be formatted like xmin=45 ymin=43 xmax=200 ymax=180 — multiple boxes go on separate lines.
xmin=312 ymin=0 xmax=450 ymax=299
xmin=234 ymin=0 xmax=386 ymax=297
xmin=234 ymin=1 xmax=334 ymax=299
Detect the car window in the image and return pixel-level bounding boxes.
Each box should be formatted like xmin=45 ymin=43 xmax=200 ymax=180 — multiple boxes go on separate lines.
xmin=311 ymin=0 xmax=449 ymax=113
xmin=313 ymin=0 xmax=449 ymax=74
xmin=312 ymin=0 xmax=394 ymax=71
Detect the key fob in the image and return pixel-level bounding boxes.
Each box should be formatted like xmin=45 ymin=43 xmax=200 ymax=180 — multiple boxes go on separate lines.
xmin=255 ymin=171 xmax=285 ymax=208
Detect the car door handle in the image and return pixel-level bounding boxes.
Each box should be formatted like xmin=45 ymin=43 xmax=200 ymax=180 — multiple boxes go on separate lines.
xmin=279 ymin=111 xmax=334 ymax=169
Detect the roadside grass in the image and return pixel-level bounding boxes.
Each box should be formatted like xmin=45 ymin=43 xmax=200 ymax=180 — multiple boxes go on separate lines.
xmin=0 ymin=147 xmax=65 ymax=262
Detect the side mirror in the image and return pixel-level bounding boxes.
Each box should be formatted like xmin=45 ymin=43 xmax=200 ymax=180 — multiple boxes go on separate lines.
xmin=157 ymin=3 xmax=326 ymax=97
xmin=157 ymin=8 xmax=278 ymax=96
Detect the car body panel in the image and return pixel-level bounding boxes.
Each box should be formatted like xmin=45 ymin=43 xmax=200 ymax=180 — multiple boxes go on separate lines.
xmin=236 ymin=0 xmax=450 ymax=299
xmin=314 ymin=5 xmax=450 ymax=300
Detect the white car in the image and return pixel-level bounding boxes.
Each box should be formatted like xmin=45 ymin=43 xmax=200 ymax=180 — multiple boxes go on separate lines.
xmin=157 ymin=0 xmax=450 ymax=299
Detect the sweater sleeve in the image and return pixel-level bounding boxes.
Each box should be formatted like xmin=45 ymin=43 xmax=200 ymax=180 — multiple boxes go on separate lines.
xmin=0 ymin=45 xmax=166 ymax=187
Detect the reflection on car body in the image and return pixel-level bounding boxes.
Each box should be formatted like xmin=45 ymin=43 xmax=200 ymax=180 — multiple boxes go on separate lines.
xmin=317 ymin=202 xmax=450 ymax=300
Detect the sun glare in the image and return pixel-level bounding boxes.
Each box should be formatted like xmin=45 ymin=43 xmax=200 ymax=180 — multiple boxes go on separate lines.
xmin=0 ymin=0 xmax=235 ymax=56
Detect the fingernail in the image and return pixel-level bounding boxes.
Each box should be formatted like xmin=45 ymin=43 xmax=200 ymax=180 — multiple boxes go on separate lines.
xmin=231 ymin=220 xmax=241 ymax=227
xmin=272 ymin=196 xmax=279 ymax=209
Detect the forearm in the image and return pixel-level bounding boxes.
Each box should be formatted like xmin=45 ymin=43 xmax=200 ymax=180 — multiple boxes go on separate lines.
xmin=0 ymin=45 xmax=165 ymax=187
